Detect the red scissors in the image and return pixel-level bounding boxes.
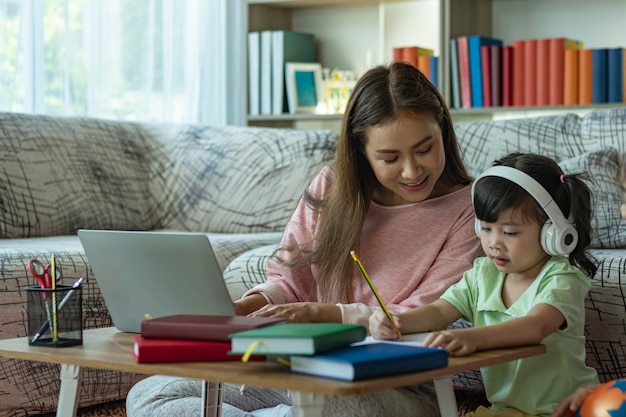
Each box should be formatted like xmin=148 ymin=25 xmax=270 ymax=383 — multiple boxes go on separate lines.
xmin=28 ymin=258 xmax=62 ymax=289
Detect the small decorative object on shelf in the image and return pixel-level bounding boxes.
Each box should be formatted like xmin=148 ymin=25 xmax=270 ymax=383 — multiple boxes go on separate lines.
xmin=321 ymin=68 xmax=357 ymax=115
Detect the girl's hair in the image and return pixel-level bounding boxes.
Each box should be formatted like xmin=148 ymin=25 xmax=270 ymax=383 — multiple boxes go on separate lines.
xmin=276 ymin=62 xmax=473 ymax=303
xmin=473 ymin=152 xmax=597 ymax=277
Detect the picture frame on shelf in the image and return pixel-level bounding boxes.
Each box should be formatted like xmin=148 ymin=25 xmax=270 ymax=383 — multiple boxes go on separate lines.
xmin=285 ymin=62 xmax=323 ymax=114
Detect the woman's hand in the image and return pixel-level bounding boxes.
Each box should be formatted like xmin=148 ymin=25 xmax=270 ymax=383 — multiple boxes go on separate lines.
xmin=423 ymin=329 xmax=477 ymax=356
xmin=550 ymin=385 xmax=599 ymax=417
xmin=248 ymin=303 xmax=321 ymax=323
xmin=369 ymin=309 xmax=401 ymax=340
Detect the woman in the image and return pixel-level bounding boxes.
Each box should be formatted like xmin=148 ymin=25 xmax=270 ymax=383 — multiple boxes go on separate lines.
xmin=127 ymin=61 xmax=483 ymax=417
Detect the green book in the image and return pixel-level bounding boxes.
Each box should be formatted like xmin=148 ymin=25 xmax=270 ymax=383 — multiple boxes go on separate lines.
xmin=228 ymin=323 xmax=366 ymax=356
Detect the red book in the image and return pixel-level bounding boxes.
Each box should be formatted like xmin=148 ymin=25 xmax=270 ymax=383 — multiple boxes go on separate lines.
xmin=392 ymin=47 xmax=404 ymax=63
xmin=549 ymin=38 xmax=583 ymax=105
xmin=490 ymin=44 xmax=502 ymax=107
xmin=132 ymin=335 xmax=263 ymax=363
xmin=579 ymin=49 xmax=593 ymax=105
xmin=563 ymin=48 xmax=579 ymax=106
xmin=512 ymin=40 xmax=525 ymax=106
xmin=141 ymin=315 xmax=286 ymax=342
xmin=457 ymin=36 xmax=472 ymax=108
xmin=481 ymin=45 xmax=492 ymax=107
xmin=502 ymin=45 xmax=513 ymax=106
xmin=536 ymin=38 xmax=550 ymax=106
xmin=524 ymin=39 xmax=538 ymax=106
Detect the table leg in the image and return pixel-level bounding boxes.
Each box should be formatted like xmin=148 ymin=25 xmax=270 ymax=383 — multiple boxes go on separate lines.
xmin=433 ymin=376 xmax=459 ymax=417
xmin=290 ymin=391 xmax=324 ymax=417
xmin=56 ymin=364 xmax=82 ymax=417
xmin=201 ymin=380 xmax=223 ymax=417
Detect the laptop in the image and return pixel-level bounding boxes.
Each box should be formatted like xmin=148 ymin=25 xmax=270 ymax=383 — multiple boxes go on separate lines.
xmin=78 ymin=229 xmax=236 ymax=333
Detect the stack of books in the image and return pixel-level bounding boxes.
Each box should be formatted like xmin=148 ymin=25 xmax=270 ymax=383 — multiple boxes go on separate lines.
xmin=449 ymin=35 xmax=626 ymax=109
xmin=392 ymin=45 xmax=440 ymax=89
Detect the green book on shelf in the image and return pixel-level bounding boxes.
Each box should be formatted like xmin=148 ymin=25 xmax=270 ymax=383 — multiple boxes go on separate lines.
xmin=229 ymin=323 xmax=366 ymax=356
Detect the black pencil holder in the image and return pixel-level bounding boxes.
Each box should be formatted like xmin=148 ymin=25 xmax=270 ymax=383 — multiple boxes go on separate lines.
xmin=26 ymin=285 xmax=83 ymax=347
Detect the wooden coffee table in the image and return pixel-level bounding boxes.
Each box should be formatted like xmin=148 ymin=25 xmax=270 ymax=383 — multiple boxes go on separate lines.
xmin=0 ymin=327 xmax=545 ymax=417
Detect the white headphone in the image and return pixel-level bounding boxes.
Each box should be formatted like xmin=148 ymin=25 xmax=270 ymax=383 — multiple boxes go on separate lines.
xmin=471 ymin=166 xmax=578 ymax=256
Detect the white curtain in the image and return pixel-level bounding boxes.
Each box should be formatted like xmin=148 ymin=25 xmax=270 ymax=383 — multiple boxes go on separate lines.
xmin=0 ymin=0 xmax=246 ymax=126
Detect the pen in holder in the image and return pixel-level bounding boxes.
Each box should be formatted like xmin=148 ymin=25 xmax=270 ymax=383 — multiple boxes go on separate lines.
xmin=26 ymin=283 xmax=83 ymax=347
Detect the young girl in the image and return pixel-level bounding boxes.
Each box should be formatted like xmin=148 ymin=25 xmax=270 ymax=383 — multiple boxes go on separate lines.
xmin=370 ymin=152 xmax=600 ymax=417
xmin=127 ymin=62 xmax=483 ymax=417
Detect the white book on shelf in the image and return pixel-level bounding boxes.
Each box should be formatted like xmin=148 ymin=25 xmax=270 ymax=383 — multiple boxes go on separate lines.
xmin=260 ymin=30 xmax=273 ymax=115
xmin=247 ymin=31 xmax=261 ymax=116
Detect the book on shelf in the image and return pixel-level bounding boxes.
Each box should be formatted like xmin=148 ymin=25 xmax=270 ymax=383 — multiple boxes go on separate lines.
xmin=418 ymin=55 xmax=431 ymax=81
xmin=480 ymin=45 xmax=492 ymax=107
xmin=490 ymin=44 xmax=502 ymax=107
xmin=592 ymin=48 xmax=608 ymax=104
xmin=468 ymin=35 xmax=503 ymax=108
xmin=523 ymin=39 xmax=538 ymax=106
xmin=549 ymin=37 xmax=583 ymax=106
xmin=429 ymin=56 xmax=439 ymax=90
xmin=289 ymin=342 xmax=448 ymax=381
xmin=563 ymin=48 xmax=580 ymax=106
xmin=607 ymin=47 xmax=624 ymax=103
xmin=512 ymin=40 xmax=525 ymax=107
xmin=271 ymin=30 xmax=316 ymax=115
xmin=449 ymin=38 xmax=461 ymax=109
xmin=260 ymin=30 xmax=273 ymax=115
xmin=396 ymin=46 xmax=434 ymax=69
xmin=536 ymin=38 xmax=551 ymax=106
xmin=579 ymin=49 xmax=593 ymax=105
xmin=141 ymin=314 xmax=286 ymax=342
xmin=131 ymin=335 xmax=262 ymax=363
xmin=247 ymin=31 xmax=261 ymax=116
xmin=229 ymin=323 xmax=366 ymax=356
xmin=502 ymin=45 xmax=513 ymax=107
xmin=456 ymin=36 xmax=472 ymax=109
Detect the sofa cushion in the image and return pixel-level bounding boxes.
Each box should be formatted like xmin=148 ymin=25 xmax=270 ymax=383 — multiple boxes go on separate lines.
xmin=154 ymin=125 xmax=337 ymax=234
xmin=579 ymin=107 xmax=626 ymax=157
xmin=455 ymin=113 xmax=581 ymax=176
xmin=0 ymin=113 xmax=159 ymax=238
xmin=222 ymin=244 xmax=278 ymax=300
xmin=559 ymin=148 xmax=625 ymax=248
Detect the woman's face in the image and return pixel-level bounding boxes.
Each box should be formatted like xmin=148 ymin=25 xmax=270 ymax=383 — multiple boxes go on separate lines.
xmin=363 ymin=112 xmax=450 ymax=206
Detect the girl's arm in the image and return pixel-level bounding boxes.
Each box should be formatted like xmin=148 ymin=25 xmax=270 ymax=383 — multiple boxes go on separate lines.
xmin=424 ymin=303 xmax=565 ymax=356
xmin=370 ymin=299 xmax=462 ymax=340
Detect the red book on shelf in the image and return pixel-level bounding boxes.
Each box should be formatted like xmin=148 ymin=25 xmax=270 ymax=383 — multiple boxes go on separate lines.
xmin=457 ymin=36 xmax=472 ymax=108
xmin=536 ymin=38 xmax=550 ymax=106
xmin=563 ymin=48 xmax=579 ymax=106
xmin=141 ymin=315 xmax=286 ymax=342
xmin=524 ymin=39 xmax=538 ymax=106
xmin=549 ymin=38 xmax=583 ymax=105
xmin=579 ymin=49 xmax=593 ymax=105
xmin=132 ymin=335 xmax=263 ymax=363
xmin=392 ymin=47 xmax=404 ymax=63
xmin=512 ymin=40 xmax=525 ymax=106
xmin=502 ymin=45 xmax=513 ymax=107
xmin=490 ymin=44 xmax=502 ymax=107
xmin=481 ymin=45 xmax=492 ymax=107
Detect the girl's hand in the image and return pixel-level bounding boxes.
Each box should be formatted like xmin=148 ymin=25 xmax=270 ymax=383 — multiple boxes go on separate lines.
xmin=369 ymin=309 xmax=401 ymax=340
xmin=247 ymin=302 xmax=316 ymax=323
xmin=550 ymin=385 xmax=599 ymax=417
xmin=423 ymin=330 xmax=477 ymax=356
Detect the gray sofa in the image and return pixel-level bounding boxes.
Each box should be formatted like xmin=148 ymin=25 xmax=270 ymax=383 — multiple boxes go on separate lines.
xmin=0 ymin=107 xmax=625 ymax=416
xmin=0 ymin=112 xmax=337 ymax=416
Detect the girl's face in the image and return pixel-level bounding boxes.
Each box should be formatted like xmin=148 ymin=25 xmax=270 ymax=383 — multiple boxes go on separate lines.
xmin=363 ymin=112 xmax=453 ymax=206
xmin=478 ymin=207 xmax=550 ymax=280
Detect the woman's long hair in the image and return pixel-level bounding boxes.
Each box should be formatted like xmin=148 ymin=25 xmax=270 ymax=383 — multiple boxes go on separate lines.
xmin=279 ymin=62 xmax=472 ymax=303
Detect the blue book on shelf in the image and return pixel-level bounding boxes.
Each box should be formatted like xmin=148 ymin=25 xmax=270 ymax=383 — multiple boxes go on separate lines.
xmin=592 ymin=48 xmax=608 ymax=104
xmin=468 ymin=36 xmax=503 ymax=108
xmin=289 ymin=342 xmax=448 ymax=381
xmin=607 ymin=48 xmax=624 ymax=103
xmin=430 ymin=56 xmax=439 ymax=89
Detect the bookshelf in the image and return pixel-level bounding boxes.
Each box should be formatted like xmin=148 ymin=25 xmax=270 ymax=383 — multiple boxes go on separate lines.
xmin=246 ymin=0 xmax=626 ymax=129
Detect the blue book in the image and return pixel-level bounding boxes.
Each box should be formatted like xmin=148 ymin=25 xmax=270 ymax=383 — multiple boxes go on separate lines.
xmin=468 ymin=36 xmax=503 ymax=107
xmin=592 ymin=48 xmax=608 ymax=104
xmin=430 ymin=56 xmax=439 ymax=89
xmin=289 ymin=342 xmax=448 ymax=381
xmin=607 ymin=48 xmax=624 ymax=103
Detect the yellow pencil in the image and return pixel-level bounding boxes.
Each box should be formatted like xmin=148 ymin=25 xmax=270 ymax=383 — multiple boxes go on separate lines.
xmin=350 ymin=250 xmax=402 ymax=338
xmin=51 ymin=254 xmax=59 ymax=341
